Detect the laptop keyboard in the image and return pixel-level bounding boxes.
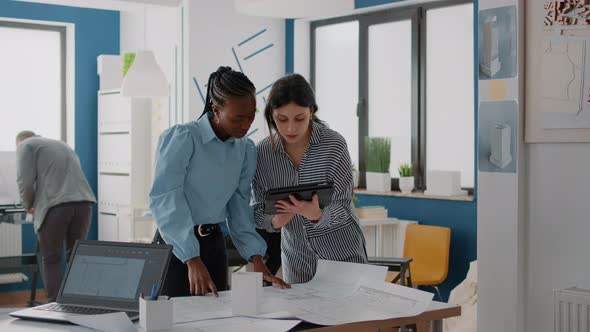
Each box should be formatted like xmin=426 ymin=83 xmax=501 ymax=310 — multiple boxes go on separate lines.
xmin=35 ymin=303 xmax=137 ymax=318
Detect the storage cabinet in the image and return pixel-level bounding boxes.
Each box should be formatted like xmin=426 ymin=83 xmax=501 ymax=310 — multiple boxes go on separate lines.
xmin=97 ymin=90 xmax=153 ymax=242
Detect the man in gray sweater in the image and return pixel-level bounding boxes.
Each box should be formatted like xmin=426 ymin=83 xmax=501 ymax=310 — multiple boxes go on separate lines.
xmin=15 ymin=131 xmax=96 ymax=302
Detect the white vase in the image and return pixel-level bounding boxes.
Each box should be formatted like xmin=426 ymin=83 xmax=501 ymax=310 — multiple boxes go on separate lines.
xmin=399 ymin=176 xmax=414 ymax=194
xmin=366 ymin=172 xmax=391 ymax=192
xmin=352 ymin=170 xmax=360 ymax=188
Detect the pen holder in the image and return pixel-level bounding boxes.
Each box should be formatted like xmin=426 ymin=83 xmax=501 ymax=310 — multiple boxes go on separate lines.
xmin=139 ymin=296 xmax=172 ymax=332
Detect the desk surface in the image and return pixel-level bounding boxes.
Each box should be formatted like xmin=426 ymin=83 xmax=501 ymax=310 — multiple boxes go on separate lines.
xmin=0 ymin=301 xmax=459 ymax=331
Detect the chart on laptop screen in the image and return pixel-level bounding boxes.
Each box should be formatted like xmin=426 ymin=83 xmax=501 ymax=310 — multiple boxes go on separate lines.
xmin=62 ymin=255 xmax=145 ymax=299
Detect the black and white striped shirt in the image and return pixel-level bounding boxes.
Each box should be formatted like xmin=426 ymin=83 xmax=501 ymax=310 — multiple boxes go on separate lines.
xmin=253 ymin=122 xmax=368 ymax=283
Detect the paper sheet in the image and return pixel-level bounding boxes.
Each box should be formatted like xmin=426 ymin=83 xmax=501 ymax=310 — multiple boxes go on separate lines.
xmin=173 ymin=260 xmax=429 ymax=327
xmin=294 ymin=259 xmax=388 ymax=297
xmin=173 ymin=317 xmax=300 ymax=332
xmin=173 ymin=293 xmax=233 ymax=323
xmin=291 ymin=280 xmax=434 ymax=326
xmin=68 ymin=312 xmax=136 ymax=332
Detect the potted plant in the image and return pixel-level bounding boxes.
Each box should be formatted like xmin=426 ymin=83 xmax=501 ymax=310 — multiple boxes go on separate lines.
xmin=352 ymin=163 xmax=359 ymax=188
xmin=398 ymin=163 xmax=414 ymax=194
xmin=364 ymin=137 xmax=391 ymax=192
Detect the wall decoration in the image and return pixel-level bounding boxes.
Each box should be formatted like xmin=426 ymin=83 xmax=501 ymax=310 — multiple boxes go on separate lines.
xmin=478 ymin=101 xmax=517 ymax=173
xmin=544 ymin=0 xmax=590 ymax=27
xmin=478 ymin=6 xmax=517 ymax=80
xmin=540 ymin=37 xmax=590 ymax=128
xmin=192 ymin=28 xmax=276 ymax=143
xmin=525 ymin=0 xmax=590 ymax=141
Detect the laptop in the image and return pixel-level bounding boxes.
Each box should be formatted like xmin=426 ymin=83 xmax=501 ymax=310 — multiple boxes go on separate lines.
xmin=11 ymin=240 xmax=172 ymax=323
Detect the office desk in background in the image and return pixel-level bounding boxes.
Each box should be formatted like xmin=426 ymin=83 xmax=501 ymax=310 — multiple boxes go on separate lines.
xmin=0 ymin=206 xmax=39 ymax=306
xmin=0 ymin=301 xmax=460 ymax=332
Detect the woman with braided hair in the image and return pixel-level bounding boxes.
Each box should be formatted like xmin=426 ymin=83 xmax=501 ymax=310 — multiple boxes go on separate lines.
xmin=150 ymin=66 xmax=289 ymax=297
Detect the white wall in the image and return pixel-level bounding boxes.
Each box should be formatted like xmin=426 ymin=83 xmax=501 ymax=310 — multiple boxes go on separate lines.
xmin=118 ymin=4 xmax=181 ymax=180
xmin=184 ymin=0 xmax=285 ymax=143
xmin=526 ymin=144 xmax=590 ymax=332
xmin=477 ymin=0 xmax=526 ymax=331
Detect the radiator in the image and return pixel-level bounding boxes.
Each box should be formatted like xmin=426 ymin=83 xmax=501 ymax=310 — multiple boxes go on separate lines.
xmin=555 ymin=287 xmax=590 ymax=332
xmin=0 ymin=222 xmax=27 ymax=284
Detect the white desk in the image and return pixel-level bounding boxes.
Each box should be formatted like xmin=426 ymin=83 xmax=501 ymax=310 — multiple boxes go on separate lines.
xmin=359 ymin=218 xmax=417 ymax=257
xmin=0 ymin=301 xmax=459 ymax=332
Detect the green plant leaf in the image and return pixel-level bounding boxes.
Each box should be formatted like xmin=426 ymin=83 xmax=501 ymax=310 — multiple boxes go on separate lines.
xmin=364 ymin=137 xmax=391 ymax=173
xmin=398 ymin=163 xmax=413 ymax=177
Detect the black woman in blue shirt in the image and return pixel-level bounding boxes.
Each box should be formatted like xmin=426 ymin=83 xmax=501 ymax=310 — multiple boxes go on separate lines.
xmin=150 ymin=66 xmax=289 ymax=297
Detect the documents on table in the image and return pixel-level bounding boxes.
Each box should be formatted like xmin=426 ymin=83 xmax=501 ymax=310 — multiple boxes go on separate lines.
xmin=174 ymin=317 xmax=301 ymax=332
xmin=288 ymin=280 xmax=434 ymax=326
xmin=293 ymin=259 xmax=388 ymax=297
xmin=173 ymin=259 xmax=433 ymax=326
xmin=68 ymin=312 xmax=136 ymax=332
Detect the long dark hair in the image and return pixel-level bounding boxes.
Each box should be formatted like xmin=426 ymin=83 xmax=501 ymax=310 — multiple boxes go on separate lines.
xmin=264 ymin=74 xmax=322 ymax=146
xmin=199 ymin=66 xmax=256 ymax=118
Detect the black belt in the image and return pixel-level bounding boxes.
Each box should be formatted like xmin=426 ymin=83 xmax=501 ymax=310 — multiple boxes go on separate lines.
xmin=194 ymin=224 xmax=221 ymax=238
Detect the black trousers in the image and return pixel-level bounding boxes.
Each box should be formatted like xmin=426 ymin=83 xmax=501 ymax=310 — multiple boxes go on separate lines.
xmin=256 ymin=228 xmax=282 ymax=276
xmin=154 ymin=228 xmax=228 ymax=297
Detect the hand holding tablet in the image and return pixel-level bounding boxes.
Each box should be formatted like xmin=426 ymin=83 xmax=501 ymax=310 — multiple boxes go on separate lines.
xmin=264 ymin=182 xmax=334 ymax=215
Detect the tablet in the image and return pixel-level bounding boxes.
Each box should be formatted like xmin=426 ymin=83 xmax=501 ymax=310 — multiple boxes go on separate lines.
xmin=264 ymin=181 xmax=334 ymax=215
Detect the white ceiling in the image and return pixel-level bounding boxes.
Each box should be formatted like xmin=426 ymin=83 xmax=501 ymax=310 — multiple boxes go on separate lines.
xmin=113 ymin=0 xmax=181 ymax=6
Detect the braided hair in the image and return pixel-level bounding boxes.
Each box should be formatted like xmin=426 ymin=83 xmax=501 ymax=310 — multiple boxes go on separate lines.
xmin=200 ymin=66 xmax=256 ymax=118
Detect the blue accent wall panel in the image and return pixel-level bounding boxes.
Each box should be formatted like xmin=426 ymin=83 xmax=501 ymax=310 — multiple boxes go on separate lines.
xmin=0 ymin=0 xmax=119 ymax=293
xmin=356 ymin=195 xmax=477 ymax=301
xmin=285 ymin=19 xmax=294 ymax=74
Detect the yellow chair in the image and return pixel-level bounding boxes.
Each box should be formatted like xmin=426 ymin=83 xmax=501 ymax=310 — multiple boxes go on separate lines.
xmin=369 ymin=224 xmax=451 ymax=301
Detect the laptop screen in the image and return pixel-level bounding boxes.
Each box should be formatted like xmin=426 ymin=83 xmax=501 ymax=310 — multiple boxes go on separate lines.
xmin=57 ymin=241 xmax=171 ymax=311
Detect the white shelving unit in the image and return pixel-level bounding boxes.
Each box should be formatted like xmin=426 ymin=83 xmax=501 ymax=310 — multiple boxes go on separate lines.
xmin=97 ymin=88 xmax=154 ymax=242
xmin=359 ymin=218 xmax=418 ymax=257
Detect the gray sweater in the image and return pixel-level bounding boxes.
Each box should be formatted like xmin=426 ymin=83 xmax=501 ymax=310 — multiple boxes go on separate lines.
xmin=16 ymin=136 xmax=96 ymax=231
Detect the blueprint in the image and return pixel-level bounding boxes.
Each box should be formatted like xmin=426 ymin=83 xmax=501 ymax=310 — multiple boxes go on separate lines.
xmin=173 ymin=260 xmax=433 ymax=326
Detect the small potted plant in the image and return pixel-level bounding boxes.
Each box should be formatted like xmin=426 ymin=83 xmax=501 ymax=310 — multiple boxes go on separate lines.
xmin=398 ymin=163 xmax=414 ymax=194
xmin=365 ymin=137 xmax=391 ymax=192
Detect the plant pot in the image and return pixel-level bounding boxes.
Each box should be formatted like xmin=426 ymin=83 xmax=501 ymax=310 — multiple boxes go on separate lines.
xmin=399 ymin=176 xmax=414 ymax=194
xmin=366 ymin=172 xmax=391 ymax=192
xmin=352 ymin=170 xmax=359 ymax=188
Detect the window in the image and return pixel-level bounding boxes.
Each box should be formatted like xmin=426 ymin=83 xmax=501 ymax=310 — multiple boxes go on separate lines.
xmin=0 ymin=21 xmax=66 ymax=151
xmin=314 ymin=21 xmax=359 ymax=165
xmin=311 ymin=0 xmax=474 ymax=191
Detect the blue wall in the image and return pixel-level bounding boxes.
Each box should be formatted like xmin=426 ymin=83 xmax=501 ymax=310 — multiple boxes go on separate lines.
xmin=285 ymin=0 xmax=478 ymax=301
xmin=0 ymin=0 xmax=119 ymax=293
xmin=355 ymin=195 xmax=476 ymax=300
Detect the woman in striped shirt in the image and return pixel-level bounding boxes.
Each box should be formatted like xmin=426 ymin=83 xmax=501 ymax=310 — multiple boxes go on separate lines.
xmin=253 ymin=74 xmax=368 ymax=283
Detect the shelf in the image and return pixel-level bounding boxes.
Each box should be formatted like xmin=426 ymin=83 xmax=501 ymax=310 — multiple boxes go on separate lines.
xmin=98 ymin=131 xmax=130 ymax=135
xmin=98 ymin=89 xmax=121 ymax=95
xmin=354 ymin=189 xmax=474 ymax=202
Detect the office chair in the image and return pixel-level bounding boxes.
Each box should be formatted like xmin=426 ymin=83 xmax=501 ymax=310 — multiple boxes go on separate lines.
xmin=369 ymin=224 xmax=451 ymax=301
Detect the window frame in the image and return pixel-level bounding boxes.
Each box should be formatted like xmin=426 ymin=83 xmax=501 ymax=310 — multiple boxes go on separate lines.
xmin=0 ymin=20 xmax=67 ymax=142
xmin=310 ymin=0 xmax=473 ymax=192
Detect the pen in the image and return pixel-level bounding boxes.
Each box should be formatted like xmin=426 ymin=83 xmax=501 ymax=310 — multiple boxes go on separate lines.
xmin=149 ymin=282 xmax=158 ymax=300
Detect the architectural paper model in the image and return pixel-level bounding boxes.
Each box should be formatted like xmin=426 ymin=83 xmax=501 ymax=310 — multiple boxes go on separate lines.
xmin=489 ymin=124 xmax=512 ymax=168
xmin=480 ymin=16 xmax=501 ymax=77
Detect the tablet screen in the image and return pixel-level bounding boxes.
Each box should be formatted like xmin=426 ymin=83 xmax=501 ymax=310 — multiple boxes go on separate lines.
xmin=264 ymin=182 xmax=334 ymax=215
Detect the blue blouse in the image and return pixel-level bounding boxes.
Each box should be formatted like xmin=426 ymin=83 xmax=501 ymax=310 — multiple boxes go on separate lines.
xmin=149 ymin=114 xmax=266 ymax=262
